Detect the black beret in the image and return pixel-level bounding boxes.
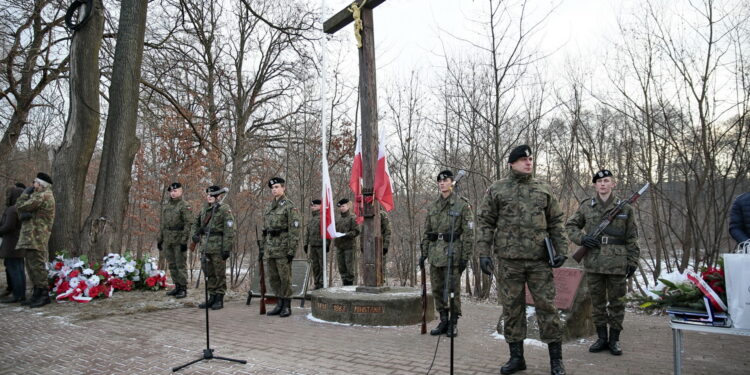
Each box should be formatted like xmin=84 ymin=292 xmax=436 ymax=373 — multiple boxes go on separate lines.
xmin=167 ymin=182 xmax=182 ymax=191
xmin=268 ymin=177 xmax=285 ymax=188
xmin=311 ymin=199 xmax=322 ymax=205
xmin=508 ymin=145 xmax=532 ymax=164
xmin=592 ymin=169 xmax=614 ymax=183
xmin=36 ymin=172 xmax=53 ymax=185
xmin=14 ymin=182 xmax=26 ymax=189
xmin=206 ymin=185 xmax=225 ymax=196
xmin=337 ymin=198 xmax=350 ymax=206
xmin=437 ymin=170 xmax=453 ymax=181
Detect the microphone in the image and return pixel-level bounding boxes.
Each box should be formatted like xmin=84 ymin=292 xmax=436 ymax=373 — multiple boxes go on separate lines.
xmin=452 ymin=170 xmax=467 ymax=186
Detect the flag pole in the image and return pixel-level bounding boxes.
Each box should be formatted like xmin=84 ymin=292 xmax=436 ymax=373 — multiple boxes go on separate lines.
xmin=320 ymin=0 xmax=329 ymax=289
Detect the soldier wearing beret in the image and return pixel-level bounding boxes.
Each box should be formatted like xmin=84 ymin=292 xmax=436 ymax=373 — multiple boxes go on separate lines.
xmin=191 ymin=185 xmax=234 ymax=310
xmin=304 ymin=199 xmax=328 ymax=290
xmin=262 ymin=177 xmax=300 ymax=317
xmin=565 ymin=169 xmax=640 ymax=356
xmin=419 ymin=170 xmax=474 ymax=337
xmin=158 ymin=182 xmax=193 ymax=299
xmin=17 ymin=172 xmax=56 ymax=308
xmin=477 ymin=145 xmax=567 ymax=375
xmin=334 ymin=198 xmax=360 ymax=286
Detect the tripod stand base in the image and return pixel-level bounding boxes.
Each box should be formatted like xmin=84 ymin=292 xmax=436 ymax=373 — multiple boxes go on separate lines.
xmin=172 ymin=348 xmax=247 ymax=372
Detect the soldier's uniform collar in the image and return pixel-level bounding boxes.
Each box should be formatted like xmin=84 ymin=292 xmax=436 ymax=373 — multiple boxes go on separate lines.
xmin=510 ymin=169 xmax=533 ymax=183
xmin=592 ymin=195 xmax=617 ymax=209
xmin=312 ymin=210 xmax=320 ymax=216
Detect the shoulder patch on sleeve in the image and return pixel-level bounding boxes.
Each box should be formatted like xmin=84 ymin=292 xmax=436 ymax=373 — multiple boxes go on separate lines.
xmin=293 ymin=220 xmax=300 ymax=228
xmin=227 ymin=220 xmax=234 ymax=227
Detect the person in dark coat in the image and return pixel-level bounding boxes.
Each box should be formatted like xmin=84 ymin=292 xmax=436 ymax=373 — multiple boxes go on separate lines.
xmin=729 ymin=192 xmax=750 ymax=245
xmin=0 ymin=185 xmax=26 ymax=303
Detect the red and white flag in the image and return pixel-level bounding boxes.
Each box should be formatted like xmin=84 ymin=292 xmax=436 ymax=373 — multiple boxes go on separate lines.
xmin=322 ymin=157 xmax=345 ymax=239
xmin=349 ymin=134 xmax=365 ymax=224
xmin=374 ymin=132 xmax=394 ymax=212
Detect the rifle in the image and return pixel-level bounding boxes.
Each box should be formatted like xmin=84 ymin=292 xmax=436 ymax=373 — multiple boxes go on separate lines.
xmin=257 ymin=226 xmax=267 ymax=314
xmin=572 ymin=183 xmax=649 ymax=263
xmin=420 ymin=260 xmax=427 ymax=334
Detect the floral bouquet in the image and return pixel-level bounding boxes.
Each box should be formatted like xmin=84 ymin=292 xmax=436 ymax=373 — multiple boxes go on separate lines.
xmin=138 ymin=256 xmax=168 ymax=290
xmin=631 ymin=265 xmax=728 ymax=312
xmin=101 ymin=253 xmax=139 ymax=291
xmin=49 ymin=254 xmax=113 ymax=303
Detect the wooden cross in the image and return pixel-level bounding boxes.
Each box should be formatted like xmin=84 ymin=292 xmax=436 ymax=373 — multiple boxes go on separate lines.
xmin=325 ymin=0 xmax=386 ymax=289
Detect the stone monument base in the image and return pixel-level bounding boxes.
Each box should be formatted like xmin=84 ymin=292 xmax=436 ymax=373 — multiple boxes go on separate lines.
xmin=310 ymin=286 xmax=434 ymax=326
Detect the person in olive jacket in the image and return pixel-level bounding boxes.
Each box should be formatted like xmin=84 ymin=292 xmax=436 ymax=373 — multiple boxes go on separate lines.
xmin=0 ymin=185 xmax=25 ymax=303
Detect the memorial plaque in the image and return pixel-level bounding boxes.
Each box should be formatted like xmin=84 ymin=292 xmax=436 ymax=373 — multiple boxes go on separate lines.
xmin=248 ymin=259 xmax=310 ymax=299
xmin=525 ymin=267 xmax=584 ymax=310
xmin=353 ymin=305 xmax=384 ymax=314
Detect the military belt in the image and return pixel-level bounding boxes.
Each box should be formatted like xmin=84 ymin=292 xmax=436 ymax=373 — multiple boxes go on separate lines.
xmin=264 ymin=228 xmax=288 ymax=237
xmin=426 ymin=232 xmax=461 ymax=242
xmin=208 ymin=231 xmax=224 ymax=237
xmin=600 ymin=236 xmax=625 ymax=245
xmin=166 ymin=225 xmax=185 ymax=231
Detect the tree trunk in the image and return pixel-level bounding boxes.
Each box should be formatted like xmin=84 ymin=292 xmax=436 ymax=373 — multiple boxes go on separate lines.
xmin=49 ymin=0 xmax=104 ymax=256
xmin=80 ymin=0 xmax=148 ymax=260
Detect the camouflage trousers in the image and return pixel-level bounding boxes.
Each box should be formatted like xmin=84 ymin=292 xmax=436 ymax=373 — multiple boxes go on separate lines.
xmin=164 ymin=242 xmax=188 ymax=287
xmin=337 ymin=248 xmax=356 ymax=285
xmin=268 ymin=257 xmax=292 ymax=298
xmin=309 ymin=246 xmax=324 ymax=289
xmin=587 ymin=272 xmax=627 ymax=330
xmin=497 ymin=259 xmax=563 ymax=344
xmin=202 ymin=253 xmax=226 ymax=295
xmin=23 ymin=248 xmax=48 ymax=289
xmin=430 ymin=264 xmax=463 ymax=315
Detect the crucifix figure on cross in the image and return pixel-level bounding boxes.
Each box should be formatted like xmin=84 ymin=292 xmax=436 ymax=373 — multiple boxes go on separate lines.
xmin=324 ymin=0 xmax=387 ymax=290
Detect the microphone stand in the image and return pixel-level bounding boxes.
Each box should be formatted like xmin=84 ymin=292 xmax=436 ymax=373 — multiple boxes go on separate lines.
xmin=173 ymin=201 xmax=246 ymax=372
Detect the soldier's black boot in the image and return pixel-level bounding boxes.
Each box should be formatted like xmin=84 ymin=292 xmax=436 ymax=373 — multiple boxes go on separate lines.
xmin=211 ymin=294 xmax=224 ymax=310
xmin=174 ymin=285 xmax=187 ymax=299
xmin=500 ymin=342 xmax=526 ymax=374
xmin=430 ymin=310 xmax=449 ymax=336
xmin=589 ymin=325 xmax=609 ymax=352
xmin=29 ymin=288 xmax=50 ymax=308
xmin=166 ymin=286 xmax=179 ymax=296
xmin=280 ymin=298 xmax=292 ymax=317
xmin=446 ymin=315 xmax=458 ymax=338
xmin=548 ymin=341 xmax=566 ymax=375
xmin=21 ymin=288 xmax=41 ymax=306
xmin=199 ymin=294 xmax=216 ymax=309
xmin=267 ymin=299 xmax=283 ymax=316
xmin=608 ymin=328 xmax=623 ymax=356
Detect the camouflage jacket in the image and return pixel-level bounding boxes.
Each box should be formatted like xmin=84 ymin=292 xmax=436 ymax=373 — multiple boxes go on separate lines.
xmin=305 ymin=210 xmax=324 ymax=248
xmin=158 ymin=197 xmax=192 ymax=245
xmin=421 ymin=192 xmax=474 ymax=267
xmin=16 ymin=188 xmax=55 ymax=251
xmin=476 ymin=170 xmax=566 ymax=260
xmin=191 ymin=202 xmax=234 ymax=255
xmin=565 ymin=195 xmax=640 ymax=274
xmin=334 ymin=210 xmax=359 ymax=250
xmin=263 ymin=195 xmax=300 ymax=258
xmin=380 ymin=210 xmax=392 ymax=249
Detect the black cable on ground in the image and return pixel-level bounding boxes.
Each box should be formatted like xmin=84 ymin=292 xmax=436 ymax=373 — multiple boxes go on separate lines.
xmin=426 ymin=335 xmax=441 ymax=374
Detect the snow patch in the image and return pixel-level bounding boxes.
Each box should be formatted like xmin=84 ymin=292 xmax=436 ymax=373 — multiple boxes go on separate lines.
xmin=306 ymin=313 xmax=400 ymax=329
xmin=491 ymin=332 xmax=546 ymax=347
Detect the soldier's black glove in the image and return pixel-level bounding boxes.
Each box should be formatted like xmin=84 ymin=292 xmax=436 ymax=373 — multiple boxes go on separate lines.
xmin=419 ymin=255 xmax=427 ymax=269
xmin=383 ymin=247 xmax=388 ymax=255
xmin=157 ymin=241 xmax=163 ymax=251
xmin=459 ymin=259 xmax=467 ymax=273
xmin=626 ymin=265 xmax=637 ymax=278
xmin=200 ymin=226 xmax=209 ymax=235
xmin=23 ymin=186 xmax=34 ymax=195
xmin=19 ymin=212 xmax=32 ymax=221
xmin=287 ymin=254 xmax=294 ymax=263
xmin=192 ymin=235 xmax=200 ymax=244
xmin=303 ymin=245 xmax=308 ymax=254
xmin=550 ymin=255 xmax=567 ymax=268
xmin=221 ymin=251 xmax=230 ymax=261
xmin=479 ymin=256 xmax=494 ymax=275
xmin=180 ymin=244 xmax=187 ymax=252
xmin=582 ymin=235 xmax=600 ymax=248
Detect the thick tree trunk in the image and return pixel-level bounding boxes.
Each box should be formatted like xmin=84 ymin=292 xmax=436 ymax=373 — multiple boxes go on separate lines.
xmin=49 ymin=0 xmax=104 ymax=256
xmin=0 ymin=109 xmax=30 ymax=166
xmin=80 ymin=0 xmax=148 ymax=260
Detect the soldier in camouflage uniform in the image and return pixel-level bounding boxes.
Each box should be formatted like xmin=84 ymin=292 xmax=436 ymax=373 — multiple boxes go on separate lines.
xmin=565 ymin=169 xmax=640 ymax=356
xmin=158 ymin=182 xmax=192 ymax=299
xmin=17 ymin=172 xmax=56 ymax=308
xmin=190 ymin=185 xmax=234 ymax=310
xmin=334 ymin=198 xmax=360 ymax=286
xmin=262 ymin=177 xmax=300 ymax=317
xmin=418 ymin=170 xmax=474 ymax=338
xmin=380 ymin=209 xmax=391 ymax=281
xmin=477 ymin=145 xmax=567 ymax=375
xmin=304 ymin=199 xmax=328 ymax=290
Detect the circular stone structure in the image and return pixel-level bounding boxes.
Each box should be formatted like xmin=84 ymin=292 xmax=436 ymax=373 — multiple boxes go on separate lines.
xmin=310 ymin=286 xmax=434 ymax=326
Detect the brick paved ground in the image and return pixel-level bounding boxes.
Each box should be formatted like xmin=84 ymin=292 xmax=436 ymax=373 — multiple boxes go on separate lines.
xmin=1 ymin=292 xmax=748 ymax=374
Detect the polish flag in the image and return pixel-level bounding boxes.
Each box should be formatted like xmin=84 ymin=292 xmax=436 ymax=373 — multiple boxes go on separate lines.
xmin=374 ymin=132 xmax=394 ymax=212
xmin=349 ymin=134 xmax=365 ymax=224
xmin=322 ymin=157 xmax=345 ymax=239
